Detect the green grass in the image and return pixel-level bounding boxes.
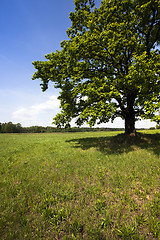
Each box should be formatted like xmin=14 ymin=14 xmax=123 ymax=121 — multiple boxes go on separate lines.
xmin=0 ymin=130 xmax=160 ymax=239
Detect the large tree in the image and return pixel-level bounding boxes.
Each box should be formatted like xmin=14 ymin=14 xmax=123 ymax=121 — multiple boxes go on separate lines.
xmin=32 ymin=0 xmax=160 ymax=134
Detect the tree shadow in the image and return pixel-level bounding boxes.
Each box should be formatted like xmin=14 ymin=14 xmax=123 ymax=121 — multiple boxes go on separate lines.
xmin=66 ymin=133 xmax=160 ymax=156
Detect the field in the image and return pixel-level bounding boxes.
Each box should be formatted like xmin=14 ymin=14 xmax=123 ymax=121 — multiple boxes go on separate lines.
xmin=0 ymin=130 xmax=160 ymax=239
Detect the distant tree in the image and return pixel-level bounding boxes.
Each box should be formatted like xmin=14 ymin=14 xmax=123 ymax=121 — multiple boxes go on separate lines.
xmin=33 ymin=0 xmax=160 ymax=134
xmin=27 ymin=126 xmax=46 ymax=133
xmin=15 ymin=123 xmax=22 ymax=133
xmin=0 ymin=122 xmax=22 ymax=133
xmin=4 ymin=122 xmax=15 ymax=133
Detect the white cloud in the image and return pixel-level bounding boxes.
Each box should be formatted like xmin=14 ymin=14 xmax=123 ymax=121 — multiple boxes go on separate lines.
xmin=12 ymin=95 xmax=60 ymax=126
xmin=136 ymin=119 xmax=156 ymax=129
xmin=30 ymin=95 xmax=60 ymax=113
xmin=13 ymin=108 xmax=33 ymax=119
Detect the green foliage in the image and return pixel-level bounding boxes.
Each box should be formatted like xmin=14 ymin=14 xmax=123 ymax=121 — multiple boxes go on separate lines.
xmin=32 ymin=0 xmax=160 ymax=134
xmin=0 ymin=122 xmax=22 ymax=133
xmin=156 ymin=124 xmax=160 ymax=129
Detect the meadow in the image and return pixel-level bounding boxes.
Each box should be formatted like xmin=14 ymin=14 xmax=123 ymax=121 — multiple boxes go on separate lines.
xmin=0 ymin=130 xmax=160 ymax=239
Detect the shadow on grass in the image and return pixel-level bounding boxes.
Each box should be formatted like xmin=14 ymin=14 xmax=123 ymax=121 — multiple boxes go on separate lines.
xmin=66 ymin=133 xmax=160 ymax=156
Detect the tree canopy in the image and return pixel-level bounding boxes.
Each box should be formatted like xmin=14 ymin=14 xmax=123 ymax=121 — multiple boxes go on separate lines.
xmin=32 ymin=0 xmax=160 ymax=134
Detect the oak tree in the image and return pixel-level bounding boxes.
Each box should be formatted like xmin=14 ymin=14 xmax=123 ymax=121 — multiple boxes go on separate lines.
xmin=32 ymin=0 xmax=160 ymax=134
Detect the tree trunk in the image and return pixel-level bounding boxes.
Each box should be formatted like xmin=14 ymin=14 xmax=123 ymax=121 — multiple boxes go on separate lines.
xmin=125 ymin=112 xmax=136 ymax=135
xmin=123 ymin=92 xmax=137 ymax=135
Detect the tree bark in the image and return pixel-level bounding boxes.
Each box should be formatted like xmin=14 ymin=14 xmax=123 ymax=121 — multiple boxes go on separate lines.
xmin=125 ymin=112 xmax=136 ymax=135
xmin=123 ymin=92 xmax=136 ymax=135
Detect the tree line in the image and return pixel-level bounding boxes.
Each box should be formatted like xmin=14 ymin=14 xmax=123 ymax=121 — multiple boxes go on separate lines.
xmin=0 ymin=121 xmax=124 ymax=133
xmin=0 ymin=122 xmax=159 ymax=133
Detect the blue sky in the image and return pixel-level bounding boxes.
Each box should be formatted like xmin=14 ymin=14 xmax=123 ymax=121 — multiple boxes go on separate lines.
xmin=0 ymin=0 xmax=156 ymax=128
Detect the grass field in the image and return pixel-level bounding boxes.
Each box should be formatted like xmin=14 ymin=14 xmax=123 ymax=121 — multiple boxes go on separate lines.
xmin=0 ymin=130 xmax=160 ymax=239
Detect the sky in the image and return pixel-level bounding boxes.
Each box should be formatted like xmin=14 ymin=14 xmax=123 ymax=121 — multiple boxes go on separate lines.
xmin=0 ymin=0 xmax=157 ymax=129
